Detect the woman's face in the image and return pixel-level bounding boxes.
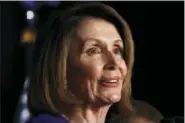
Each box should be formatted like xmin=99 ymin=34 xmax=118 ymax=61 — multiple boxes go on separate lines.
xmin=67 ymin=17 xmax=127 ymax=105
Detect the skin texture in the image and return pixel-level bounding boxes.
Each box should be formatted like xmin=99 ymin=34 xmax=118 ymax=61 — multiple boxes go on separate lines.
xmin=64 ymin=17 xmax=164 ymax=123
xmin=66 ymin=17 xmax=128 ymax=123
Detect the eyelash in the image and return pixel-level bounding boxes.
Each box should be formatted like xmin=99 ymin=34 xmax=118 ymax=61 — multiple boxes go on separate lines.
xmin=86 ymin=47 xmax=101 ymax=55
xmin=113 ymin=46 xmax=123 ymax=55
xmin=86 ymin=46 xmax=123 ymax=56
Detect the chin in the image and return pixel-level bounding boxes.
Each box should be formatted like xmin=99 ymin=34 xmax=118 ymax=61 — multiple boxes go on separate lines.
xmin=84 ymin=83 xmax=122 ymax=105
xmin=96 ymin=91 xmax=122 ymax=105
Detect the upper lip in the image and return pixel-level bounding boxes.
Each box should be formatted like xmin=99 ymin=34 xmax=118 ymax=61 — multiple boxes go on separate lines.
xmin=100 ymin=76 xmax=121 ymax=82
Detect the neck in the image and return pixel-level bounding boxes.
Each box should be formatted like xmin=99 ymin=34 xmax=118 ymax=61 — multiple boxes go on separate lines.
xmin=63 ymin=104 xmax=111 ymax=123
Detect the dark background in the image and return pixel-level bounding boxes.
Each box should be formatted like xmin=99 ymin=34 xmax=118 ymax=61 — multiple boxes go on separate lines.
xmin=1 ymin=1 xmax=184 ymax=123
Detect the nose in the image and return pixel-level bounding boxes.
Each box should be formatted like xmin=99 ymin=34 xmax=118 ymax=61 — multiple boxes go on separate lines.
xmin=103 ymin=52 xmax=117 ymax=70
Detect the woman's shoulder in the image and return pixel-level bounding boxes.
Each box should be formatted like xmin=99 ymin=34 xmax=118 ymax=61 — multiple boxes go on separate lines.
xmin=107 ymin=99 xmax=163 ymax=123
xmin=27 ymin=113 xmax=69 ymax=123
xmin=132 ymin=99 xmax=163 ymax=122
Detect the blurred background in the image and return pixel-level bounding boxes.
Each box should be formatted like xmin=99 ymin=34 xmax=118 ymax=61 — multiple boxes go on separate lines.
xmin=1 ymin=1 xmax=184 ymax=123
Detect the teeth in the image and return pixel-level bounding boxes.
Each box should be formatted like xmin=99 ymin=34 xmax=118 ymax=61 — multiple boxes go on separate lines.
xmin=104 ymin=80 xmax=117 ymax=83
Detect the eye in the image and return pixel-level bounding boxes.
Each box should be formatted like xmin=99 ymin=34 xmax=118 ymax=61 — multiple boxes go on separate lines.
xmin=86 ymin=47 xmax=101 ymax=55
xmin=113 ymin=46 xmax=123 ymax=56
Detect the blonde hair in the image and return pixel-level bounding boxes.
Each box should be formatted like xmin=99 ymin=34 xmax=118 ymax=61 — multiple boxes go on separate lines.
xmin=28 ymin=2 xmax=135 ymax=117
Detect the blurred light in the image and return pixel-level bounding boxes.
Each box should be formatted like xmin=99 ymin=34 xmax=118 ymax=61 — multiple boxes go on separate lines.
xmin=22 ymin=1 xmax=35 ymax=8
xmin=21 ymin=93 xmax=27 ymax=104
xmin=21 ymin=29 xmax=36 ymax=43
xmin=20 ymin=1 xmax=43 ymax=11
xmin=20 ymin=109 xmax=30 ymax=121
xmin=24 ymin=78 xmax=29 ymax=88
xmin=47 ymin=1 xmax=60 ymax=7
xmin=26 ymin=10 xmax=34 ymax=20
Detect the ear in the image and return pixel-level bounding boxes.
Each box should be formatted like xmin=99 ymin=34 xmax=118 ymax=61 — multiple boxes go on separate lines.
xmin=131 ymin=100 xmax=164 ymax=123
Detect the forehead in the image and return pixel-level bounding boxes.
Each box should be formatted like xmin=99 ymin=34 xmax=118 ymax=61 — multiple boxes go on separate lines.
xmin=76 ymin=17 xmax=122 ymax=44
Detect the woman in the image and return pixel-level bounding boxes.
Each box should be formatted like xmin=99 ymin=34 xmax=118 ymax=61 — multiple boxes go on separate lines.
xmin=27 ymin=2 xmax=163 ymax=123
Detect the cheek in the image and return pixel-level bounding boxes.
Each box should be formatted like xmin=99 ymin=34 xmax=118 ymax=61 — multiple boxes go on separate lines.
xmin=79 ymin=55 xmax=104 ymax=79
xmin=68 ymin=60 xmax=103 ymax=100
xmin=79 ymin=62 xmax=102 ymax=81
xmin=68 ymin=53 xmax=104 ymax=86
xmin=118 ymin=59 xmax=128 ymax=78
xmin=69 ymin=59 xmax=103 ymax=86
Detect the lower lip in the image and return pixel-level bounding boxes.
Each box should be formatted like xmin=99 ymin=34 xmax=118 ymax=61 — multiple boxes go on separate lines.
xmin=100 ymin=81 xmax=119 ymax=87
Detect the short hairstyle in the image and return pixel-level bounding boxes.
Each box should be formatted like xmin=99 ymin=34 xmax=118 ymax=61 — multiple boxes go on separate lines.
xmin=28 ymin=2 xmax=135 ymax=117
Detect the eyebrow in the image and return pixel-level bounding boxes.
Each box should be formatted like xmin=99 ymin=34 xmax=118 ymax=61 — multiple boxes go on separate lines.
xmin=83 ymin=37 xmax=124 ymax=47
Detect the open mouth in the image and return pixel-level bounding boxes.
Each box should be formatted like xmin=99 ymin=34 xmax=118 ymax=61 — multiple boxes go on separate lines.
xmin=99 ymin=78 xmax=120 ymax=87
